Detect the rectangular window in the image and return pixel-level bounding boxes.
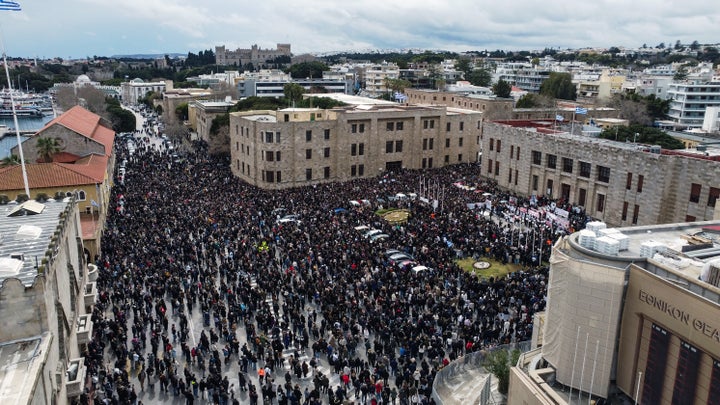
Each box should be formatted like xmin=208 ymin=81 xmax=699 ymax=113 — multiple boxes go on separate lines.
xmin=514 ymin=169 xmax=518 ymax=185
xmin=236 ymin=141 xmax=239 ymax=151
xmin=579 ymin=161 xmax=591 ymax=177
xmin=495 ymin=161 xmax=499 ymax=175
xmin=423 ymin=138 xmax=428 ymax=150
xmin=276 ymin=132 xmax=281 ymax=143
xmin=532 ymin=150 xmax=541 ymax=165
xmin=637 ymin=175 xmax=644 ymax=192
xmin=396 ymin=121 xmax=403 ymax=130
xmin=351 ymin=165 xmax=357 ymax=177
xmin=359 ymin=123 xmax=365 ymax=133
xmin=276 ymin=171 xmax=281 ymax=183
xmin=351 ymin=144 xmax=357 ymax=156
xmin=597 ymin=193 xmax=605 ymax=212
xmin=489 ymin=138 xmax=494 ymax=151
xmin=422 ymin=157 xmax=427 ymax=169
xmin=446 ymin=122 xmax=451 ymax=132
xmin=510 ymin=145 xmax=514 ymax=158
xmin=265 ymin=151 xmax=274 ymax=161
xmin=671 ymin=341 xmax=701 ymax=404
xmin=458 ymin=154 xmax=463 ymax=162
xmin=444 ymin=155 xmax=449 ymax=163
xmin=642 ymin=323 xmax=670 ymax=405
xmin=547 ymin=154 xmax=557 ymax=169
xmin=458 ymin=137 xmax=463 ymax=147
xmin=386 ymin=122 xmax=394 ymax=131
xmin=459 ymin=122 xmax=464 ymax=131
xmin=351 ymin=123 xmax=357 ymax=133
xmin=386 ymin=141 xmax=394 ymax=153
xmin=626 ymin=173 xmax=633 ymax=190
xmin=708 ymin=186 xmax=720 ymax=207
xmin=430 ymin=120 xmax=434 ymax=129
xmin=445 ymin=138 xmax=450 ymax=148
xmin=508 ymin=168 xmax=512 ymax=183
xmin=265 ymin=170 xmax=275 ymax=183
xmin=305 ymin=168 xmax=312 ymax=180
xmin=276 ymin=151 xmax=281 ymax=161
xmin=708 ymin=360 xmax=720 ymax=405
xmin=632 ymin=204 xmax=640 ymax=225
xmin=622 ymin=201 xmax=628 ymax=221
xmin=532 ymin=175 xmax=539 ymax=191
xmin=359 ymin=143 xmax=364 ymax=156
xmin=496 ymin=139 xmax=501 ymax=153
xmin=428 ymin=157 xmax=433 ymax=168
xmin=488 ymin=159 xmax=493 ymax=175
xmin=597 ymin=165 xmax=610 ymax=182
xmin=690 ymin=183 xmax=701 ymax=203
xmin=395 ymin=140 xmax=403 ymax=153
xmin=324 ymin=167 xmax=330 ymax=179
xmin=306 ymin=130 xmax=312 ymax=142
xmin=516 ymin=146 xmax=520 ymax=160
xmin=324 ymin=129 xmax=330 ymax=140
xmin=562 ymin=158 xmax=573 ymax=173
xmin=547 ymin=179 xmax=554 ymax=196
xmin=578 ymin=188 xmax=586 ymax=206
xmin=265 ymin=132 xmax=273 ymax=143
xmin=423 ymin=120 xmax=429 ymax=129
xmin=358 ymin=164 xmax=364 ymax=176
xmin=324 ymin=147 xmax=330 ymax=158
xmin=306 ymin=149 xmax=312 ymax=159
xmin=429 ymin=138 xmax=434 ymax=149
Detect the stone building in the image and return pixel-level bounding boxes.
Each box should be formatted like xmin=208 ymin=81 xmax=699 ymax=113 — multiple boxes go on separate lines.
xmin=120 ymin=78 xmax=170 ymax=105
xmin=482 ymin=120 xmax=720 ymax=227
xmin=509 ymin=220 xmax=720 ymax=404
xmin=405 ymin=88 xmax=514 ymax=120
xmin=0 ymin=198 xmax=96 ymax=404
xmin=229 ymin=104 xmax=483 ymax=189
xmin=215 ymin=43 xmax=291 ymax=67
xmin=161 ymin=89 xmax=215 ymax=127
xmin=187 ymin=99 xmax=237 ymax=142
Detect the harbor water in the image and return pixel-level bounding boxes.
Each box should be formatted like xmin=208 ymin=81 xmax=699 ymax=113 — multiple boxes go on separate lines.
xmin=0 ymin=115 xmax=53 ymax=159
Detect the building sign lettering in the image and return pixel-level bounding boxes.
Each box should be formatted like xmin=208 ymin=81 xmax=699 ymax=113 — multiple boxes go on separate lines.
xmin=639 ymin=289 xmax=720 ymax=343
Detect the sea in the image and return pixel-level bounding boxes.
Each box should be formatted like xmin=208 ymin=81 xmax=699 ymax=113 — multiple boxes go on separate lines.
xmin=0 ymin=115 xmax=54 ymax=159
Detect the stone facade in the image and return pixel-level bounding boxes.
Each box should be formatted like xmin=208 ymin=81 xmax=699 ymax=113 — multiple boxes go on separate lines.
xmin=215 ymin=44 xmax=291 ymax=67
xmin=482 ymin=122 xmax=720 ymax=227
xmin=405 ymin=88 xmax=514 ymax=120
xmin=230 ymin=105 xmax=484 ymax=189
xmin=16 ymin=124 xmax=106 ymax=163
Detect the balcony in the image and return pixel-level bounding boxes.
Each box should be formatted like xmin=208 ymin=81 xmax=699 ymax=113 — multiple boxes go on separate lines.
xmin=86 ymin=264 xmax=98 ymax=282
xmin=65 ymin=357 xmax=87 ymax=398
xmin=76 ymin=314 xmax=93 ymax=345
xmin=83 ymin=281 xmax=97 ymax=308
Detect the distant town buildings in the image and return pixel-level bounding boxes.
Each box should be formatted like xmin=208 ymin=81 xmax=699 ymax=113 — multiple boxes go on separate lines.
xmin=215 ymin=43 xmax=292 ymax=67
xmin=121 ymin=78 xmax=171 ymax=105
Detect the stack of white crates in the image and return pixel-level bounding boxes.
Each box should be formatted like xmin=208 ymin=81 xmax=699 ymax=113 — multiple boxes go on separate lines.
xmin=598 ymin=228 xmax=630 ymax=251
xmin=577 ymin=229 xmax=597 ymax=250
xmin=640 ymin=241 xmax=666 ymax=258
xmin=595 ymin=236 xmax=620 ymax=256
xmin=586 ymin=221 xmax=607 ymax=233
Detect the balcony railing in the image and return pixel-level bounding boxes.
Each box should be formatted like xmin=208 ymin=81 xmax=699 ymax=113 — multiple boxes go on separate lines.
xmin=83 ymin=282 xmax=97 ymax=308
xmin=65 ymin=357 xmax=86 ymax=398
xmin=76 ymin=314 xmax=93 ymax=345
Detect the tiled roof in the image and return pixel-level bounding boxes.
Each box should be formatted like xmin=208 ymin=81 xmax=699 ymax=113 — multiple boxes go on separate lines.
xmin=37 ymin=106 xmax=115 ymax=156
xmin=0 ymin=154 xmax=107 ymax=191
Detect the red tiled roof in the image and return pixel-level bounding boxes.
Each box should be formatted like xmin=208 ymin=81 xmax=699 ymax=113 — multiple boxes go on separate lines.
xmin=51 ymin=151 xmax=81 ymax=163
xmin=0 ymin=154 xmax=108 ymax=191
xmin=37 ymin=106 xmax=115 ymax=156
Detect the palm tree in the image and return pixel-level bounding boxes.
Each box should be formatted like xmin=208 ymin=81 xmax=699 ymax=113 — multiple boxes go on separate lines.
xmin=36 ymin=137 xmax=61 ymax=163
xmin=0 ymin=154 xmax=20 ymax=167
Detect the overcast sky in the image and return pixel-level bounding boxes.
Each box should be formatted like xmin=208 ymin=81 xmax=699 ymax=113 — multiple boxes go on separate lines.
xmin=0 ymin=0 xmax=717 ymax=59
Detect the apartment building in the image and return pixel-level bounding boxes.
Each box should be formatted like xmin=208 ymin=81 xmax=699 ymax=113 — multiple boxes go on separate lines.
xmin=215 ymin=43 xmax=291 ymax=67
xmin=187 ymin=99 xmax=237 ymax=142
xmin=237 ymin=77 xmax=353 ymax=98
xmin=667 ymin=80 xmax=720 ymax=129
xmin=121 ymin=78 xmax=171 ymax=105
xmin=509 ymin=220 xmax=720 ymax=404
xmin=482 ymin=121 xmax=720 ymax=227
xmin=363 ymin=63 xmax=400 ymax=96
xmin=229 ymin=104 xmax=483 ymax=189
xmin=0 ymin=198 xmax=96 ymax=405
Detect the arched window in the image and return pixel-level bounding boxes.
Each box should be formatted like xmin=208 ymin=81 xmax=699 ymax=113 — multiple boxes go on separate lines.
xmin=77 ymin=190 xmax=86 ymax=201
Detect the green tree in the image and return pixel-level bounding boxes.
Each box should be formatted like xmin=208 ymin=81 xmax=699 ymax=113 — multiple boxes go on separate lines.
xmin=0 ymin=154 xmax=20 ymax=167
xmin=286 ymin=61 xmax=329 ymax=79
xmin=540 ymin=72 xmax=576 ymax=100
xmin=598 ymin=125 xmax=684 ymax=149
xmin=466 ymin=68 xmax=492 ymax=87
xmin=455 ymin=58 xmax=472 ymax=77
xmin=283 ymin=83 xmax=305 ymax=105
xmin=106 ymin=98 xmax=136 ymax=132
xmin=673 ymin=66 xmax=688 ymax=81
xmin=492 ymin=79 xmax=512 ymax=98
xmin=484 ymin=349 xmax=521 ymax=395
xmin=515 ymin=93 xmax=555 ymax=108
xmin=175 ymin=102 xmax=189 ymax=121
xmin=36 ymin=137 xmax=61 ymax=163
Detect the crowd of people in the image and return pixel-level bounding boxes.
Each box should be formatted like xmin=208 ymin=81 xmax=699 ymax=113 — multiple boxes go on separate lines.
xmin=77 ymin=127 xmax=590 ymax=405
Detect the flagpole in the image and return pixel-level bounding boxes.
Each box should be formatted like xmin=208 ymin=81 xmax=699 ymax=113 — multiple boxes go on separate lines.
xmin=0 ymin=2 xmax=29 ymax=197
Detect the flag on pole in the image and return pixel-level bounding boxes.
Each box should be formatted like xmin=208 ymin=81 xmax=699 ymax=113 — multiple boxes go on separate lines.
xmin=91 ymin=200 xmax=99 ymax=208
xmin=0 ymin=0 xmax=21 ymax=11
xmin=575 ymin=107 xmax=588 ymax=115
xmin=555 ymin=114 xmax=564 ymax=121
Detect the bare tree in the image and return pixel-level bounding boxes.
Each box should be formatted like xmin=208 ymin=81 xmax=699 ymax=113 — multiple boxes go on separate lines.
xmin=208 ymin=125 xmax=230 ymax=156
xmin=54 ymin=86 xmax=109 ymax=119
xmin=213 ymin=82 xmax=239 ymax=100
xmin=604 ymin=94 xmax=652 ymax=126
